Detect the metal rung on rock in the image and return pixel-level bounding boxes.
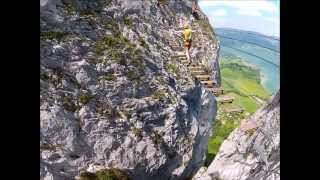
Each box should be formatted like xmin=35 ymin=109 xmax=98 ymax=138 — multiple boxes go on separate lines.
xmin=180 ymin=60 xmax=190 ymax=64
xmin=172 ymin=54 xmax=187 ymax=58
xmin=216 ymin=95 xmax=234 ymax=103
xmin=205 ymin=84 xmax=214 ymax=88
xmin=177 ymin=56 xmax=187 ymax=60
xmin=224 ymin=107 xmax=244 ymax=113
xmin=207 ymin=87 xmax=224 ymax=94
xmin=194 ymin=75 xmax=210 ymax=81
xmin=189 ymin=66 xmax=203 ymax=71
xmin=200 ymin=80 xmax=215 ymax=86
xmin=191 ymin=70 xmax=206 ymax=75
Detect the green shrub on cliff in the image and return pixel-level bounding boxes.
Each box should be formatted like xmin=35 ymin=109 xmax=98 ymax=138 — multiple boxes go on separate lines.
xmin=123 ymin=15 xmax=133 ymax=28
xmin=79 ymin=168 xmax=129 ymax=180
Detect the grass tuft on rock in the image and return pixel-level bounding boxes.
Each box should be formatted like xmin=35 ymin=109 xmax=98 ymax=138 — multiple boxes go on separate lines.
xmin=79 ymin=171 xmax=97 ymax=180
xmin=165 ymin=61 xmax=180 ymax=78
xmin=151 ymin=131 xmax=162 ymax=145
xmin=151 ymin=90 xmax=166 ymax=100
xmin=138 ymin=37 xmax=149 ymax=51
xmin=40 ymin=72 xmax=50 ymax=81
xmin=63 ymin=2 xmax=77 ymax=15
xmin=77 ymin=94 xmax=92 ymax=105
xmin=79 ymin=168 xmax=130 ymax=180
xmin=80 ymin=10 xmax=98 ymax=17
xmin=101 ymin=73 xmax=116 ymax=81
xmin=40 ymin=31 xmax=68 ymax=42
xmin=40 ymin=143 xmax=62 ymax=152
xmin=123 ymin=15 xmax=133 ymax=28
xmin=103 ymin=18 xmax=120 ymax=35
xmin=95 ymin=35 xmax=131 ymax=57
xmin=132 ymin=127 xmax=142 ymax=138
xmin=125 ymin=70 xmax=140 ymax=82
xmin=63 ymin=96 xmax=78 ymax=112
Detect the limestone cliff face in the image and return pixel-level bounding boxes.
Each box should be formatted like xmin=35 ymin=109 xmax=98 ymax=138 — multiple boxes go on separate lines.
xmin=194 ymin=91 xmax=280 ymax=180
xmin=40 ymin=0 xmax=220 ymax=179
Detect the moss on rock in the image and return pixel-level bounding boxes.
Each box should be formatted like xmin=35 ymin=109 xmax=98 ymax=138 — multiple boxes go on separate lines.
xmin=40 ymin=31 xmax=68 ymax=42
xmin=77 ymin=94 xmax=92 ymax=105
xmin=151 ymin=90 xmax=166 ymax=100
xmin=79 ymin=168 xmax=130 ymax=180
xmin=63 ymin=96 xmax=78 ymax=112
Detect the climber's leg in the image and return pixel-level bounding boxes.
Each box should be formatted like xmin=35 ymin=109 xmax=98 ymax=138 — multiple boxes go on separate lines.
xmin=185 ymin=48 xmax=190 ymax=61
xmin=187 ymin=39 xmax=192 ymax=64
xmin=184 ymin=44 xmax=190 ymax=63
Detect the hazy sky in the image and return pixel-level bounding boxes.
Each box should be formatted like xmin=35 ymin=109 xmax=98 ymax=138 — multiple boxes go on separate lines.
xmin=198 ymin=0 xmax=280 ymax=37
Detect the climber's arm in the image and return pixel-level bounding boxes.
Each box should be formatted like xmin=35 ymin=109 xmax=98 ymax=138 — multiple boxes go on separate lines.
xmin=172 ymin=30 xmax=182 ymax=35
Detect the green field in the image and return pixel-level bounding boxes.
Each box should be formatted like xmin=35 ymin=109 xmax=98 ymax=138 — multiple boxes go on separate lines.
xmin=205 ymin=57 xmax=270 ymax=166
xmin=220 ymin=58 xmax=270 ymax=113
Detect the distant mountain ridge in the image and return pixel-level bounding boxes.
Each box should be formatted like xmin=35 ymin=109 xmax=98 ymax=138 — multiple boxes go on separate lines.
xmin=216 ymin=27 xmax=279 ymax=40
xmin=216 ymin=28 xmax=279 ymax=52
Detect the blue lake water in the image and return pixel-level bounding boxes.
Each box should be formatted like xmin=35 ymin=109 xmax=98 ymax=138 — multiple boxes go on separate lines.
xmin=214 ymin=28 xmax=280 ymax=95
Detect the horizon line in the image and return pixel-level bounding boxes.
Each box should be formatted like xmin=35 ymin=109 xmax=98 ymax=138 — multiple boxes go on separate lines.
xmin=215 ymin=27 xmax=280 ymax=40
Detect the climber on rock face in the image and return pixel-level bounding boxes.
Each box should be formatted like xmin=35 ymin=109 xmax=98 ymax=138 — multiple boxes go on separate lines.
xmin=182 ymin=24 xmax=192 ymax=65
xmin=173 ymin=22 xmax=194 ymax=65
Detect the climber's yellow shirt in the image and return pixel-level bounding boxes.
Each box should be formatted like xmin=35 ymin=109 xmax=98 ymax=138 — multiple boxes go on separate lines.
xmin=182 ymin=28 xmax=192 ymax=41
